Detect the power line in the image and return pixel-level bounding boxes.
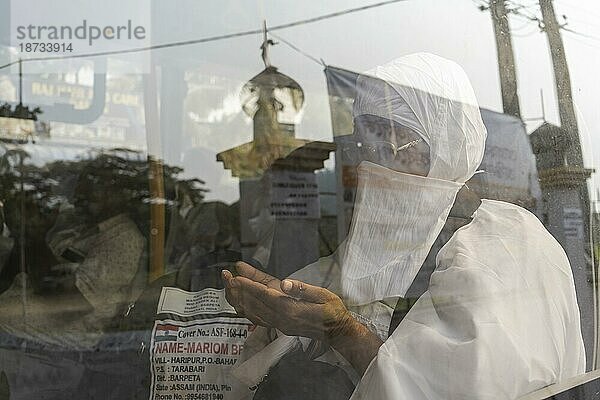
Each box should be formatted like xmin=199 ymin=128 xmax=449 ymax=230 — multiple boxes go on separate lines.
xmin=0 ymin=29 xmax=263 ymax=70
xmin=508 ymin=5 xmax=600 ymax=49
xmin=506 ymin=3 xmax=600 ymax=44
xmin=554 ymin=0 xmax=600 ymax=21
xmin=268 ymin=32 xmax=325 ymax=67
xmin=471 ymin=0 xmax=489 ymax=9
xmin=511 ymin=25 xmax=540 ymax=37
xmin=511 ymin=14 xmax=537 ymax=31
xmin=510 ymin=11 xmax=542 ymax=33
xmin=511 ymin=7 xmax=542 ymax=23
xmin=564 ymin=15 xmax=600 ymax=32
xmin=474 ymin=2 xmax=600 ymax=56
xmin=563 ymin=31 xmax=600 ymax=51
xmin=563 ymin=26 xmax=600 ymax=43
xmin=267 ymin=0 xmax=407 ymax=31
xmin=0 ymin=0 xmax=407 ymax=71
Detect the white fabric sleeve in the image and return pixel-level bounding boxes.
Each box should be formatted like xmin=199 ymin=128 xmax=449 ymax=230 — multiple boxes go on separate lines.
xmin=350 ymin=200 xmax=585 ymax=400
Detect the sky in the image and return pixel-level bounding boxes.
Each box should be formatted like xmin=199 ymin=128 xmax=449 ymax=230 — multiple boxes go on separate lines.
xmin=143 ymin=0 xmax=600 ymax=201
xmin=1 ymin=0 xmax=600 ymax=202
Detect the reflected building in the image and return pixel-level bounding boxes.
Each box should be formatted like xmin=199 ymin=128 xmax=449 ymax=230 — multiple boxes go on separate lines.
xmin=530 ymin=122 xmax=595 ymax=368
xmin=218 ymin=65 xmax=334 ymax=278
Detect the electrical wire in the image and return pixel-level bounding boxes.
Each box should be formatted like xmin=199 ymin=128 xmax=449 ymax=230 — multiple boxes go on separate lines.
xmin=513 ymin=8 xmax=542 ymax=23
xmin=509 ymin=12 xmax=541 ymax=33
xmin=563 ymin=30 xmax=600 ymax=50
xmin=564 ymin=15 xmax=600 ymax=32
xmin=510 ymin=12 xmax=538 ymax=31
xmin=555 ymin=0 xmax=600 ymax=22
xmin=511 ymin=27 xmax=540 ymax=37
xmin=268 ymin=31 xmax=325 ymax=67
xmin=0 ymin=0 xmax=407 ymax=71
xmin=562 ymin=26 xmax=600 ymax=43
xmin=506 ymin=4 xmax=600 ymax=46
xmin=471 ymin=0 xmax=489 ymax=10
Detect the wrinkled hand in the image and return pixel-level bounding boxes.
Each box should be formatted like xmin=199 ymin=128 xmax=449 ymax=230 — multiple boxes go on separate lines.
xmin=222 ymin=262 xmax=354 ymax=343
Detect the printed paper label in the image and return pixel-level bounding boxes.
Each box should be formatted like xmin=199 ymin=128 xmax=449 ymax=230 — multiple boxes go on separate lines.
xmin=157 ymin=287 xmax=235 ymax=317
xmin=150 ymin=288 xmax=254 ymax=400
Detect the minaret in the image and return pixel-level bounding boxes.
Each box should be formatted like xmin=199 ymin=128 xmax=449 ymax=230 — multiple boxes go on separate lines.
xmin=217 ymin=24 xmax=334 ymax=277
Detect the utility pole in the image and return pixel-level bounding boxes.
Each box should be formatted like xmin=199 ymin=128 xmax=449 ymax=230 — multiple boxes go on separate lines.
xmin=538 ymin=0 xmax=582 ymax=167
xmin=18 ymin=59 xmax=22 ymax=106
xmin=535 ymin=0 xmax=595 ymax=371
xmin=488 ymin=0 xmax=522 ymax=118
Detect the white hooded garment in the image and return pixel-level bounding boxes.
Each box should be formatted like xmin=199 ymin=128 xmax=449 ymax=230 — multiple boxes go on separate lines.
xmin=352 ymin=200 xmax=585 ymax=400
xmin=341 ymin=53 xmax=487 ymax=304
xmin=347 ymin=54 xmax=585 ymax=399
xmin=352 ymin=53 xmax=486 ymax=181
xmin=231 ymin=55 xmax=585 ymax=399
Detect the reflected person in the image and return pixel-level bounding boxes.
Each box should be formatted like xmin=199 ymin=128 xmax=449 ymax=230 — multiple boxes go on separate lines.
xmin=49 ymin=157 xmax=146 ymax=333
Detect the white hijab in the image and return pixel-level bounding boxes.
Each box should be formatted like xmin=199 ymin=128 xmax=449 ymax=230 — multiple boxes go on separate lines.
xmin=352 ymin=53 xmax=486 ymax=181
xmin=340 ymin=53 xmax=487 ymax=305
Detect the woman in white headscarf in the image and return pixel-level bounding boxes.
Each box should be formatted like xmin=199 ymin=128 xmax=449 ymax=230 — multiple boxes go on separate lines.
xmin=222 ymin=53 xmax=585 ymax=399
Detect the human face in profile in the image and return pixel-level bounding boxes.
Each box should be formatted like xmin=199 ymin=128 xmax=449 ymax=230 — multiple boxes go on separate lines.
xmin=349 ymin=114 xmax=431 ymax=176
